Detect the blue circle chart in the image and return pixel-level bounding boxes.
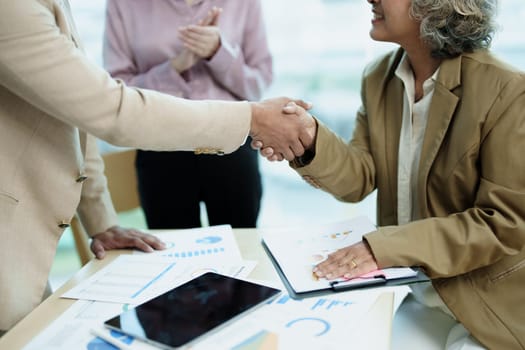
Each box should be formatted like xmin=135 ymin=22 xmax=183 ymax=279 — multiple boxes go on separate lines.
xmin=196 ymin=236 xmax=222 ymax=244
xmin=285 ymin=317 xmax=331 ymax=336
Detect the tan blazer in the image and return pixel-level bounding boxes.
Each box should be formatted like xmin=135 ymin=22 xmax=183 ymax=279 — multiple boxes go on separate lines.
xmin=0 ymin=0 xmax=250 ymax=330
xmin=295 ymin=49 xmax=525 ymax=349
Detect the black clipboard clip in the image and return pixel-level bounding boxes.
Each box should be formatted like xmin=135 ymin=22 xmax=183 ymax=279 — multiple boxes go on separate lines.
xmin=329 ymin=274 xmax=387 ymax=291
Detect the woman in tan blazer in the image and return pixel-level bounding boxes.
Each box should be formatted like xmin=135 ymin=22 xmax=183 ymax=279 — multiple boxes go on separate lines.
xmin=0 ymin=0 xmax=314 ymax=333
xmin=258 ymin=0 xmax=524 ymax=348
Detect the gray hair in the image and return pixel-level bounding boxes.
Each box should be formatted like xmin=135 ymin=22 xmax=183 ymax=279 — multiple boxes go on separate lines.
xmin=410 ymin=0 xmax=498 ymax=58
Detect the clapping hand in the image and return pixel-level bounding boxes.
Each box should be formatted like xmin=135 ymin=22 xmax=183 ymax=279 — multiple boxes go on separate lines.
xmin=171 ymin=7 xmax=222 ymax=73
xmin=178 ymin=6 xmax=222 ymax=60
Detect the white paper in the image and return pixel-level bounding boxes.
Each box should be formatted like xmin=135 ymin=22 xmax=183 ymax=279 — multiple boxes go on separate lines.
xmin=193 ymin=289 xmax=381 ymax=350
xmin=262 ymin=216 xmax=417 ymax=293
xmin=136 ymin=224 xmax=243 ymax=264
xmin=62 ymin=225 xmax=247 ymax=304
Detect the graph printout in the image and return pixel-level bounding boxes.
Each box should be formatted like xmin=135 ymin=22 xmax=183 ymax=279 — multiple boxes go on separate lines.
xmin=135 ymin=224 xmax=243 ymax=265
xmin=262 ymin=216 xmax=417 ymax=294
xmin=61 ymin=255 xmax=187 ymax=304
xmin=192 ymin=289 xmax=383 ymax=350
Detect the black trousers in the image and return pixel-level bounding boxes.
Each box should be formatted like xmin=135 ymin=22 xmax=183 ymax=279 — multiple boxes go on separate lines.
xmin=135 ymin=142 xmax=262 ymax=229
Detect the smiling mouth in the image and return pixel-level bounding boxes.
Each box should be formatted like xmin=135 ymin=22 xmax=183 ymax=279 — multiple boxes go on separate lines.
xmin=372 ymin=11 xmax=384 ymax=20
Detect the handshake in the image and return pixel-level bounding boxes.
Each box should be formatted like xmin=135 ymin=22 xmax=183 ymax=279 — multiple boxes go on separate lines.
xmin=249 ymin=97 xmax=316 ymax=162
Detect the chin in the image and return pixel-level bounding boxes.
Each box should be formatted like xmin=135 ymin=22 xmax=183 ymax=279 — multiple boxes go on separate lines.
xmin=369 ymin=30 xmax=388 ymax=42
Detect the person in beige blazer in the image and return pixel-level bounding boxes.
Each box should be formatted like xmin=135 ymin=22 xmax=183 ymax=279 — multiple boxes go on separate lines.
xmin=257 ymin=0 xmax=524 ymax=348
xmin=0 ymin=0 xmax=315 ymax=333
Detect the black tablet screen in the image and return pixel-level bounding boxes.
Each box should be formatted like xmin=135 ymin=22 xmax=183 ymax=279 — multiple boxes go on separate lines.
xmin=104 ymin=272 xmax=281 ymax=349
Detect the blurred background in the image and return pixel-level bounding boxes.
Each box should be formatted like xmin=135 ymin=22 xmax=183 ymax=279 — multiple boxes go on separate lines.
xmin=51 ymin=0 xmax=525 ymax=289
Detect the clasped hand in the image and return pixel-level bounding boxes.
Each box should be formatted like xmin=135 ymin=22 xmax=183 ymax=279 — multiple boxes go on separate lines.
xmin=249 ymin=98 xmax=316 ymax=161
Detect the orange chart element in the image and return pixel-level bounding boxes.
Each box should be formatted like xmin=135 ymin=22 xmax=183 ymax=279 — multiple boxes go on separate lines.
xmin=232 ymin=330 xmax=279 ymax=350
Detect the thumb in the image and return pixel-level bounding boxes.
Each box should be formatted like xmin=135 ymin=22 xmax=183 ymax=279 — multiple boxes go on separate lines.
xmin=283 ymin=102 xmax=298 ymax=114
xmin=91 ymin=240 xmax=106 ymax=259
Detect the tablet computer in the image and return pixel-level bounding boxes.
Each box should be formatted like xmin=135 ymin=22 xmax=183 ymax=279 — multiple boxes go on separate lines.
xmin=103 ymin=272 xmax=281 ymax=349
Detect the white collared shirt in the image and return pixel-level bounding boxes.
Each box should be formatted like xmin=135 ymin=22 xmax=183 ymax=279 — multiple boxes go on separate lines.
xmin=395 ymin=54 xmax=439 ymax=225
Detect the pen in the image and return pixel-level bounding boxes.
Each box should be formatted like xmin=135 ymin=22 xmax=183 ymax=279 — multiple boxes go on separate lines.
xmin=90 ymin=328 xmax=134 ymax=350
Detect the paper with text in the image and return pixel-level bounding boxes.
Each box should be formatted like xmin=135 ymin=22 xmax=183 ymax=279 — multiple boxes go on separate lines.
xmin=262 ymin=216 xmax=417 ymax=294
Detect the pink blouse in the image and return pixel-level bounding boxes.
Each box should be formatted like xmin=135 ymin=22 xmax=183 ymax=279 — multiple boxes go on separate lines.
xmin=103 ymin=0 xmax=273 ymax=102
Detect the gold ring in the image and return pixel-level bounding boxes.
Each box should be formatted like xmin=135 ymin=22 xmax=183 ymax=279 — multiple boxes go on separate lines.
xmin=351 ymin=259 xmax=358 ymax=269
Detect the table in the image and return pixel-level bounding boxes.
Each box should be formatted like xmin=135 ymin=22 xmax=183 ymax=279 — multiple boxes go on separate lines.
xmin=0 ymin=229 xmax=394 ymax=349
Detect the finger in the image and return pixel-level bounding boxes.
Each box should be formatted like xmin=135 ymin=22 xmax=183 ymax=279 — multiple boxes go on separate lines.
xmin=313 ymin=260 xmax=346 ymax=280
xmin=208 ymin=7 xmax=223 ymax=25
xmin=179 ymin=31 xmax=203 ymax=47
xmin=251 ymin=139 xmax=263 ymax=149
xmin=288 ymin=139 xmax=305 ymax=157
xmin=178 ymin=29 xmax=206 ymax=47
xmin=140 ymin=234 xmax=166 ymax=250
xmin=261 ymin=147 xmax=274 ymax=157
xmin=90 ymin=240 xmax=106 ymax=259
xmin=313 ymin=250 xmax=350 ymax=277
xmin=281 ymin=148 xmax=295 ymax=161
xmin=299 ymin=130 xmax=315 ymax=150
xmin=273 ymin=153 xmax=284 ymax=162
xmin=293 ymin=99 xmax=313 ymax=110
xmin=179 ymin=35 xmax=213 ymax=57
xmin=198 ymin=11 xmax=214 ymax=26
xmin=181 ymin=25 xmax=210 ymax=36
xmin=282 ymin=102 xmax=298 ymax=114
xmin=127 ymin=236 xmax=155 ymax=253
xmin=198 ymin=7 xmax=221 ymax=26
xmin=343 ymin=260 xmax=377 ymax=280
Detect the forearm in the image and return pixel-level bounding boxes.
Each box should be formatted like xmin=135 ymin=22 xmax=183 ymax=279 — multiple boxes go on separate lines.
xmin=292 ymin=121 xmax=376 ymax=202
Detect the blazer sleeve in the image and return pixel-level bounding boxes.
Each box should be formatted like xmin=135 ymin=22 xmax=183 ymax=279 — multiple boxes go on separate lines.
xmin=0 ymin=0 xmax=251 ymax=154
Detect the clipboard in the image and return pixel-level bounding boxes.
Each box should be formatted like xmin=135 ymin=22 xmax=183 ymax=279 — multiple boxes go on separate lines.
xmin=262 ymin=240 xmax=428 ymax=299
xmin=260 ymin=217 xmax=429 ymax=299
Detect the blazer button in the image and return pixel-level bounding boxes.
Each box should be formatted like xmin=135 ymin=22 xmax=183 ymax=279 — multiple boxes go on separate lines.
xmin=194 ymin=148 xmax=220 ymax=155
xmin=58 ymin=221 xmax=70 ymax=229
xmin=76 ymin=175 xmax=88 ymax=183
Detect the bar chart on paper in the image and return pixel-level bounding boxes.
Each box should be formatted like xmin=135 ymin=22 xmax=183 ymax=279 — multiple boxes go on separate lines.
xmin=139 ymin=225 xmax=243 ymax=265
xmin=61 ymin=255 xmax=182 ymax=304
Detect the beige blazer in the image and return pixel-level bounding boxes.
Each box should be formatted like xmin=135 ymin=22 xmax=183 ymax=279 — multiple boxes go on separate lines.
xmin=295 ymin=49 xmax=525 ymax=349
xmin=0 ymin=0 xmax=250 ymax=330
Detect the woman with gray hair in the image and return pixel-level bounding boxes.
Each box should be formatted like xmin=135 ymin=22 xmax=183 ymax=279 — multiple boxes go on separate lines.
xmin=257 ymin=0 xmax=524 ymax=348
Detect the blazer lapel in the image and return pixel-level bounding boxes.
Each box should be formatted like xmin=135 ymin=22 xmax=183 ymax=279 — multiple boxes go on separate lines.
xmin=381 ymin=49 xmax=405 ymax=209
xmin=384 ymin=75 xmax=404 ymax=205
xmin=418 ymin=56 xmax=462 ymax=214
